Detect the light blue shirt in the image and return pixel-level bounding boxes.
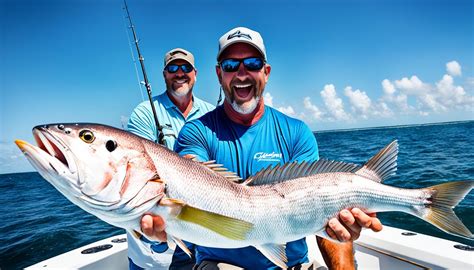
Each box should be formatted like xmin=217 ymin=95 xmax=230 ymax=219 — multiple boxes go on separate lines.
xmin=128 ymin=91 xmax=215 ymax=149
xmin=126 ymin=91 xmax=214 ymax=269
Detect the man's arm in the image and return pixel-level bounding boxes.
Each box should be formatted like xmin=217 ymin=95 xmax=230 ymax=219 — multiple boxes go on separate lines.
xmin=317 ymin=238 xmax=354 ymax=270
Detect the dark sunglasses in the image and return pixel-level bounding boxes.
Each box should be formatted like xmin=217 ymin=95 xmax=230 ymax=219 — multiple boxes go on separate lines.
xmin=219 ymin=57 xmax=265 ymax=73
xmin=165 ymin=64 xmax=194 ymax=73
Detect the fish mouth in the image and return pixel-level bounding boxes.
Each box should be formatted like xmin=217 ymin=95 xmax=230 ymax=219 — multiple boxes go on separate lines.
xmin=15 ymin=127 xmax=79 ymax=186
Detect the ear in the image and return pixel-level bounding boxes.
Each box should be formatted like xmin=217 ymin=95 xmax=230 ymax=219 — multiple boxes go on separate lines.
xmin=194 ymin=68 xmax=198 ymax=82
xmin=264 ymin=64 xmax=271 ymax=83
xmin=215 ymin=65 xmax=223 ymax=85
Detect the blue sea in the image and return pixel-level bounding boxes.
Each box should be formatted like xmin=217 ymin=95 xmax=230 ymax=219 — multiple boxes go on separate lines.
xmin=1 ymin=121 xmax=473 ymax=269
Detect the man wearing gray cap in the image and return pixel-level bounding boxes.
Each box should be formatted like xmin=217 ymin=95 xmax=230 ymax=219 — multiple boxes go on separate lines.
xmin=127 ymin=48 xmax=214 ymax=269
xmin=141 ymin=28 xmax=382 ymax=269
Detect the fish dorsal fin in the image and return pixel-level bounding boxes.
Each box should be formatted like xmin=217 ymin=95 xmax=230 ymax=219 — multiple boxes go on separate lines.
xmin=243 ymin=159 xmax=359 ymax=186
xmin=184 ymin=154 xmax=242 ymax=182
xmin=355 ymin=140 xmax=398 ymax=183
xmin=202 ymin=160 xmax=242 ymax=182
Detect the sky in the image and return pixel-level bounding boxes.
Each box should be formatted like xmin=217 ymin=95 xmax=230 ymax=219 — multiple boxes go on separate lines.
xmin=1 ymin=0 xmax=473 ymax=173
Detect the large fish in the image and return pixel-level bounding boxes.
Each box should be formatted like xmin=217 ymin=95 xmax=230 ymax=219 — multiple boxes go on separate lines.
xmin=15 ymin=123 xmax=473 ymax=268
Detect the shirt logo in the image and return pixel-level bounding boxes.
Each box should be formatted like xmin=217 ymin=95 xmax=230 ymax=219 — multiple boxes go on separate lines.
xmin=254 ymin=152 xmax=282 ymax=162
xmin=228 ymin=30 xmax=252 ymax=41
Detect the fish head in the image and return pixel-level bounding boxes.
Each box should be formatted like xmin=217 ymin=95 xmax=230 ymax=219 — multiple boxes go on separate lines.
xmin=15 ymin=123 xmax=160 ymax=211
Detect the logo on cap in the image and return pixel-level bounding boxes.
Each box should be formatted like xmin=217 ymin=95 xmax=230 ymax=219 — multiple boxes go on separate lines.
xmin=227 ymin=30 xmax=252 ymax=41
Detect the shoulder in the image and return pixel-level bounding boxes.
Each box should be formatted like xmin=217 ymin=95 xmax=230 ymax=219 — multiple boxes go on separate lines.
xmin=193 ymin=96 xmax=216 ymax=112
xmin=184 ymin=106 xmax=220 ymax=131
xmin=265 ymin=106 xmax=308 ymax=131
xmin=131 ymin=93 xmax=166 ymax=114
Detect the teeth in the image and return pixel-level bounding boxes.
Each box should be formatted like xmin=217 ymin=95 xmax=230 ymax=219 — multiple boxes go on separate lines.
xmin=234 ymin=84 xmax=252 ymax=88
xmin=175 ymin=79 xmax=187 ymax=83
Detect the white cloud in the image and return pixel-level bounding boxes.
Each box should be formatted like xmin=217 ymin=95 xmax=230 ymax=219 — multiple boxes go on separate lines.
xmin=344 ymin=86 xmax=372 ymax=119
xmin=382 ymin=79 xmax=396 ymax=95
xmin=434 ymin=74 xmax=473 ymax=110
xmin=372 ymin=102 xmax=393 ymax=118
xmin=394 ymin=75 xmax=429 ymax=95
xmin=466 ymin=77 xmax=474 ymax=89
xmin=303 ymin=97 xmax=324 ymax=121
xmin=320 ymin=84 xmax=350 ymax=121
xmin=276 ymin=106 xmax=297 ymax=117
xmin=446 ymin=61 xmax=462 ymax=77
xmin=262 ymin=61 xmax=473 ymax=125
xmin=263 ymin=92 xmax=274 ymax=107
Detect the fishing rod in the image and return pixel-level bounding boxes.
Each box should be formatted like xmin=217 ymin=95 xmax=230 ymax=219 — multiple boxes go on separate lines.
xmin=123 ymin=0 xmax=165 ymax=145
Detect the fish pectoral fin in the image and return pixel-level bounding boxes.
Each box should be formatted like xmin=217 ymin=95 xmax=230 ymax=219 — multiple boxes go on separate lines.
xmin=171 ymin=235 xmax=193 ymax=258
xmin=255 ymin=243 xmax=288 ymax=269
xmin=167 ymin=236 xmax=177 ymax=251
xmin=159 ymin=198 xmax=253 ymax=240
xmin=132 ymin=229 xmax=143 ymax=240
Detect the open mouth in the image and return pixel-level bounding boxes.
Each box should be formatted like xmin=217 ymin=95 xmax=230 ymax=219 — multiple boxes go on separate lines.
xmin=16 ymin=127 xmax=77 ymax=177
xmin=33 ymin=128 xmax=69 ymax=169
xmin=233 ymin=83 xmax=253 ymax=100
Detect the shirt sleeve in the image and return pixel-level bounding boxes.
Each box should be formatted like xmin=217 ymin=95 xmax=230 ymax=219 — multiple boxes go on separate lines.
xmin=291 ymin=121 xmax=319 ymax=162
xmin=127 ymin=103 xmax=157 ymax=142
xmin=174 ymin=121 xmax=210 ymax=162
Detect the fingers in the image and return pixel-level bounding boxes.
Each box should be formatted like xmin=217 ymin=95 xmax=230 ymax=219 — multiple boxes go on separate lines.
xmin=351 ymin=208 xmax=383 ymax=232
xmin=326 ymin=209 xmax=384 ymax=242
xmin=326 ymin=217 xmax=353 ymax=242
xmin=141 ymin=214 xmax=167 ymax=242
xmin=340 ymin=209 xmax=361 ymax=239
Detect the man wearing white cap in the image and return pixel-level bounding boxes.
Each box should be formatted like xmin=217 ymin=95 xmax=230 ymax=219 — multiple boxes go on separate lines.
xmin=141 ymin=28 xmax=382 ymax=269
xmin=128 ymin=48 xmax=214 ymax=269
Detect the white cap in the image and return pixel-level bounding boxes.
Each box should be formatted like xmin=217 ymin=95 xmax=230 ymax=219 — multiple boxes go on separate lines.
xmin=217 ymin=27 xmax=267 ymax=61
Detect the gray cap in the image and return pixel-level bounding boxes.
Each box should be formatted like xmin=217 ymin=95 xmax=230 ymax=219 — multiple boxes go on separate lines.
xmin=217 ymin=27 xmax=266 ymax=61
xmin=164 ymin=48 xmax=195 ymax=68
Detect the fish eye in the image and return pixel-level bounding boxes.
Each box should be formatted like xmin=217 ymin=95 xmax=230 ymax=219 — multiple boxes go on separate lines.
xmin=105 ymin=140 xmax=117 ymax=152
xmin=79 ymin=130 xmax=95 ymax=143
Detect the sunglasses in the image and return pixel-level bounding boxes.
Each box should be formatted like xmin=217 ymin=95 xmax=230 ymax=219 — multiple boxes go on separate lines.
xmin=165 ymin=64 xmax=194 ymax=73
xmin=219 ymin=57 xmax=265 ymax=73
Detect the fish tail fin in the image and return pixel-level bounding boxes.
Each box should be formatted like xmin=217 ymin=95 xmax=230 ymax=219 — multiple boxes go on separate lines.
xmin=416 ymin=180 xmax=474 ymax=239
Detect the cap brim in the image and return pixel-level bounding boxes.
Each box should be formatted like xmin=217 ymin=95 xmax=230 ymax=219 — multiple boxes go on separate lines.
xmin=165 ymin=57 xmax=195 ymax=68
xmin=217 ymin=40 xmax=266 ymax=61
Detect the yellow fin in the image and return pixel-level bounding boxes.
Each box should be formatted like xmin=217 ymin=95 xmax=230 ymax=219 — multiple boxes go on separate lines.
xmin=161 ymin=198 xmax=253 ymax=240
xmin=420 ymin=181 xmax=474 ymax=239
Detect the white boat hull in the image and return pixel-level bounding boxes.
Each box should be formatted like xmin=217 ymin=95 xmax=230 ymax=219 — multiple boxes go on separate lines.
xmin=26 ymin=226 xmax=473 ymax=269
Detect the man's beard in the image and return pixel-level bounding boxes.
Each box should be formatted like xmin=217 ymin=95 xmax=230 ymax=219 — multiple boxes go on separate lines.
xmin=227 ymin=95 xmax=260 ymax=114
xmin=169 ymin=84 xmax=191 ymax=97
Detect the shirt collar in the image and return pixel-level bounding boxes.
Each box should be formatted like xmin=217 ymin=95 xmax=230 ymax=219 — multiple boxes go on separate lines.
xmin=158 ymin=91 xmax=200 ymax=115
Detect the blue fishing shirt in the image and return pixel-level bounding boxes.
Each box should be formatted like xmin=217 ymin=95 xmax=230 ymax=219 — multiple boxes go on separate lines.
xmin=128 ymin=91 xmax=215 ymax=149
xmin=127 ymin=91 xmax=214 ymax=269
xmin=175 ymin=105 xmax=319 ymax=269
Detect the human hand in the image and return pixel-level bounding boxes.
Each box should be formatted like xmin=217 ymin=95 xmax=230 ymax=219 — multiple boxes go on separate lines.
xmin=326 ymin=208 xmax=383 ymax=242
xmin=140 ymin=214 xmax=167 ymax=242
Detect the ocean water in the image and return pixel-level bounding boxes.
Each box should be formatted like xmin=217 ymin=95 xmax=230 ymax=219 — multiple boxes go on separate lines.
xmin=1 ymin=121 xmax=473 ymax=269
